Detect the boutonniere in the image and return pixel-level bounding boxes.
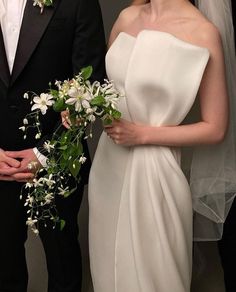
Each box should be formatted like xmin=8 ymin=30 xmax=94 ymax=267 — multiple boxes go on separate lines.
xmin=33 ymin=0 xmax=53 ymax=14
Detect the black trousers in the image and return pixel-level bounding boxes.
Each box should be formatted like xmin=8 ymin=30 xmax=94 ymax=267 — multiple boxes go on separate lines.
xmin=218 ymin=198 xmax=236 ymax=292
xmin=0 ymin=180 xmax=84 ymax=292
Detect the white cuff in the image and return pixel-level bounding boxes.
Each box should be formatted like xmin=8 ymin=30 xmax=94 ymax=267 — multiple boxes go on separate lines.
xmin=33 ymin=147 xmax=48 ymax=167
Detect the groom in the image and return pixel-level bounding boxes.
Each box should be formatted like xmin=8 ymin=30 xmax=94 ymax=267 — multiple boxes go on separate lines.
xmin=0 ymin=0 xmax=106 ymax=291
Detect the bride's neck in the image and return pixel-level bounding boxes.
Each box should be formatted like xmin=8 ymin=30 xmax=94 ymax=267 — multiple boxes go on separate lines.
xmin=148 ymin=0 xmax=188 ymax=18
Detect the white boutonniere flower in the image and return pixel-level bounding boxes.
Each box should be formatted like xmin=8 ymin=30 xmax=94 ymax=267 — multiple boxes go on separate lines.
xmin=33 ymin=0 xmax=53 ymax=14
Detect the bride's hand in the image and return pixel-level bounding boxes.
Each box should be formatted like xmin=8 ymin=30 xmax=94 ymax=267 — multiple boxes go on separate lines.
xmin=61 ymin=110 xmax=71 ymax=129
xmin=104 ymin=119 xmax=144 ymax=146
xmin=61 ymin=110 xmax=82 ymax=128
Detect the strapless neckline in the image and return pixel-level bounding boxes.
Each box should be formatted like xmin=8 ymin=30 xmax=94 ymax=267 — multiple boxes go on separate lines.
xmin=116 ymin=29 xmax=209 ymax=53
xmin=90 ymin=24 xmax=210 ymax=292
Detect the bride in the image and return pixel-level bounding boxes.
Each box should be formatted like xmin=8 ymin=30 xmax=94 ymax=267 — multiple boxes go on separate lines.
xmin=88 ymin=0 xmax=229 ymax=291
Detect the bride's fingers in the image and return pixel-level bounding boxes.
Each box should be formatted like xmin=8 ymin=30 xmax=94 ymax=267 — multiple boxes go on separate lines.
xmin=62 ymin=118 xmax=71 ymax=129
xmin=104 ymin=124 xmax=113 ymax=129
xmin=61 ymin=110 xmax=72 ymax=129
xmin=61 ymin=116 xmax=71 ymax=129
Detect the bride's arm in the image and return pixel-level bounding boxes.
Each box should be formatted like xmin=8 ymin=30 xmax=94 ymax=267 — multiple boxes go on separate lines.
xmin=105 ymin=25 xmax=229 ymax=147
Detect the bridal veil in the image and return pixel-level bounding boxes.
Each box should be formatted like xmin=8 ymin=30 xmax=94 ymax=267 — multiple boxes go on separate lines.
xmin=190 ymin=0 xmax=236 ymax=240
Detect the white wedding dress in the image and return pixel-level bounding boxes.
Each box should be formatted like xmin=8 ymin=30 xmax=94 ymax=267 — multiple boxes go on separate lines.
xmin=89 ymin=30 xmax=209 ymax=292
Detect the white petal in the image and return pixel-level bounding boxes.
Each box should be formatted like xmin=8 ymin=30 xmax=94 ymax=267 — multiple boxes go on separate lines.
xmin=66 ymin=97 xmax=77 ymax=105
xmin=31 ymin=104 xmax=40 ymax=111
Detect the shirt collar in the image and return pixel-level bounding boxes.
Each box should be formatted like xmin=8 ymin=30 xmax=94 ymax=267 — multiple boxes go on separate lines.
xmin=0 ymin=0 xmax=6 ymax=21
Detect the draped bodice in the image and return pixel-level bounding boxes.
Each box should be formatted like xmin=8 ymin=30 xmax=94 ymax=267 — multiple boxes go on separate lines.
xmin=89 ymin=29 xmax=210 ymax=292
xmin=106 ymin=30 xmax=209 ymax=126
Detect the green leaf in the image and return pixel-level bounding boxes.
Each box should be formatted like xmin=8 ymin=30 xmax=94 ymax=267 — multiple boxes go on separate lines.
xmin=81 ymin=66 xmax=93 ymax=80
xmin=58 ymin=145 xmax=68 ymax=150
xmin=53 ymin=98 xmax=66 ymax=112
xmin=103 ymin=117 xmax=113 ymax=125
xmin=62 ymin=149 xmax=70 ymax=160
xmin=69 ymin=159 xmax=81 ymax=177
xmin=65 ymin=186 xmax=77 ymax=197
xmin=45 ymin=0 xmax=53 ymax=6
xmin=60 ymin=219 xmax=66 ymax=231
xmin=59 ymin=157 xmax=67 ymax=170
xmin=112 ymin=109 xmax=121 ymax=119
xmin=75 ymin=141 xmax=83 ymax=155
xmin=49 ymin=89 xmax=59 ymax=97
xmin=90 ymin=95 xmax=105 ymax=106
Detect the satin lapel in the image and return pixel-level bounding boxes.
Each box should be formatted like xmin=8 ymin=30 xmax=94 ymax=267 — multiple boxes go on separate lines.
xmin=11 ymin=0 xmax=60 ymax=85
xmin=0 ymin=27 xmax=10 ymax=87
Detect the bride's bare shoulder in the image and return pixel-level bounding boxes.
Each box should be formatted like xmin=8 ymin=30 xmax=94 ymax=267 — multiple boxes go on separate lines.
xmin=186 ymin=5 xmax=221 ymax=50
xmin=118 ymin=5 xmax=141 ymax=24
xmin=113 ymin=5 xmax=141 ymax=33
xmin=192 ymin=19 xmax=222 ymax=54
xmin=108 ymin=5 xmax=141 ymax=46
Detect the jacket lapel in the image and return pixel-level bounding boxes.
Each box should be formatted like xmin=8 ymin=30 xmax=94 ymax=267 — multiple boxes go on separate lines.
xmin=0 ymin=27 xmax=10 ymax=87
xmin=11 ymin=0 xmax=60 ymax=85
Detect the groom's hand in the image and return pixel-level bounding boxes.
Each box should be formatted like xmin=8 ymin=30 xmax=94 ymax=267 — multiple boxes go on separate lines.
xmin=5 ymin=149 xmax=41 ymax=182
xmin=0 ymin=149 xmax=21 ymax=180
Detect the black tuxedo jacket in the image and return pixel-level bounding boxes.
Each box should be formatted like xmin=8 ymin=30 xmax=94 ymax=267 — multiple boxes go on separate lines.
xmin=0 ymin=0 xmax=106 ymax=183
xmin=232 ymin=0 xmax=236 ymax=45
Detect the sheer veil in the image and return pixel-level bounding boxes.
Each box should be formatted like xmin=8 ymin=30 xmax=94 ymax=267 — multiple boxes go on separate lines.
xmin=190 ymin=0 xmax=236 ymax=240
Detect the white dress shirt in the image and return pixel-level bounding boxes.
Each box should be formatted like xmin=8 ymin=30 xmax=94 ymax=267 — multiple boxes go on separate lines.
xmin=0 ymin=0 xmax=27 ymax=73
xmin=0 ymin=0 xmax=47 ymax=167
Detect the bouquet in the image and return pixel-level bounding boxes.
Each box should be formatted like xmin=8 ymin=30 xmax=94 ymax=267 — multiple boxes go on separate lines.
xmin=20 ymin=66 xmax=122 ymax=234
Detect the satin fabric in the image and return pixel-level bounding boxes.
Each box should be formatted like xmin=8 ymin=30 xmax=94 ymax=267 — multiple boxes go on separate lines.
xmin=89 ymin=30 xmax=209 ymax=292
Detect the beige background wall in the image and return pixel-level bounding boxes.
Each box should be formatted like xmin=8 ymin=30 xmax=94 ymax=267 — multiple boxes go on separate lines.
xmin=26 ymin=1 xmax=226 ymax=291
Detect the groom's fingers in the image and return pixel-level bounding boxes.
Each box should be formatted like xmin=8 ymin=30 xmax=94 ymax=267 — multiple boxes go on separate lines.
xmin=0 ymin=149 xmax=21 ymax=168
xmin=4 ymin=156 xmax=21 ymax=168
xmin=11 ymin=172 xmax=34 ymax=181
xmin=5 ymin=150 xmax=26 ymax=159
xmin=0 ymin=175 xmax=15 ymax=181
xmin=6 ymin=149 xmax=40 ymax=172
xmin=0 ymin=163 xmax=21 ymax=176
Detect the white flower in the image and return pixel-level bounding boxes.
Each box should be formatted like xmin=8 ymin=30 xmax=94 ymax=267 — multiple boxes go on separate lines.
xmin=81 ymin=99 xmax=90 ymax=109
xmin=33 ymin=0 xmax=53 ymax=14
xmin=86 ymin=107 xmax=95 ymax=114
xmin=25 ymin=182 xmax=33 ymax=188
xmin=32 ymin=228 xmax=39 ymax=235
xmin=25 ymin=196 xmax=34 ymax=207
xmin=23 ymin=93 xmax=29 ymax=99
xmin=19 ymin=126 xmax=26 ymax=132
xmin=89 ymin=81 xmax=101 ymax=96
xmin=35 ymin=133 xmax=41 ymax=139
xmin=33 ymin=0 xmax=43 ymax=8
xmin=43 ymin=141 xmax=55 ymax=153
xmin=23 ymin=118 xmax=28 ymax=125
xmin=55 ymin=80 xmax=62 ymax=89
xmin=67 ymin=87 xmax=79 ymax=98
xmin=79 ymin=156 xmax=87 ymax=164
xmin=31 ymin=93 xmax=54 ymax=115
xmin=33 ymin=178 xmax=44 ymax=188
xmin=105 ymin=94 xmax=119 ymax=108
xmin=58 ymin=186 xmax=69 ymax=196
xmin=26 ymin=217 xmax=38 ymax=227
xmin=43 ymin=174 xmax=56 ymax=187
xmin=66 ymin=96 xmax=82 ymax=112
xmin=44 ymin=193 xmax=54 ymax=204
xmin=66 ymin=88 xmax=92 ymax=113
xmin=101 ymin=80 xmax=121 ymax=107
xmin=88 ymin=114 xmax=96 ymax=122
